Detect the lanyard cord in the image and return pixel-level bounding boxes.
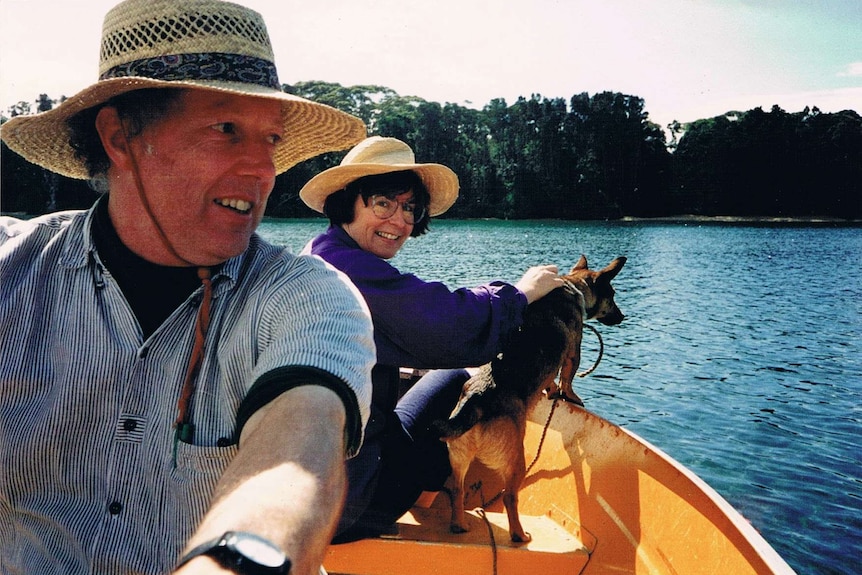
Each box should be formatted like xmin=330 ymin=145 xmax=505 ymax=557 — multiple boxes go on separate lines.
xmin=175 ymin=266 xmax=212 ymax=443
xmin=119 ymin=123 xmax=212 ymax=447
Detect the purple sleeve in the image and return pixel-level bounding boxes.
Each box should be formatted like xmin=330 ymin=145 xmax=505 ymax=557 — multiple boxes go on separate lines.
xmin=309 ymin=227 xmax=528 ymax=368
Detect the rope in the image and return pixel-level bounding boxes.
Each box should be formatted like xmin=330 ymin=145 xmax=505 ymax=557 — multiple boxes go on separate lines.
xmin=477 ymin=324 xmax=601 ymax=509
xmin=526 ymin=397 xmax=559 ymax=474
xmin=174 ymin=266 xmax=213 ymax=444
xmin=480 ymin=397 xmax=559 ymax=510
xmin=471 ymin=325 xmax=603 ymax=574
xmin=474 ymin=398 xmax=558 ymax=575
xmin=476 ymin=509 xmax=498 ymax=575
xmin=576 ymin=323 xmax=604 ymax=378
xmin=120 ymin=124 xmax=213 ymax=456
xmin=121 ymin=121 xmax=194 ymax=268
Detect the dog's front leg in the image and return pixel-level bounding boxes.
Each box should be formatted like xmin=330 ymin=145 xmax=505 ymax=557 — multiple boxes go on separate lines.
xmin=558 ymin=331 xmax=583 ymax=405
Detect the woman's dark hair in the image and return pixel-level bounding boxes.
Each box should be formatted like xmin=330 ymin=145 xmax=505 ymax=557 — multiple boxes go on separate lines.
xmin=67 ymin=88 xmax=185 ymax=178
xmin=322 ymin=170 xmax=432 ymax=237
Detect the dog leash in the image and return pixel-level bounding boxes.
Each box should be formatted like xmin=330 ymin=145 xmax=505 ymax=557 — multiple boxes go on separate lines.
xmin=473 ymin=325 xmax=603 ymax=573
xmin=479 ymin=324 xmax=604 ymax=508
xmin=567 ymin=282 xmax=605 ymax=378
xmin=576 ymin=323 xmax=604 ymax=377
xmin=478 ymin=396 xmax=560 ymax=510
xmin=549 ymin=323 xmax=605 ymax=407
xmin=475 ymin=508 xmax=499 ymax=575
xmin=473 ymin=397 xmax=559 ymax=575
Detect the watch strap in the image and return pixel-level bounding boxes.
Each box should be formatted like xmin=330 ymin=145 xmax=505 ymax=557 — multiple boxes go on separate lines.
xmin=176 ymin=531 xmax=290 ymax=574
xmin=177 ymin=536 xmax=219 ymax=569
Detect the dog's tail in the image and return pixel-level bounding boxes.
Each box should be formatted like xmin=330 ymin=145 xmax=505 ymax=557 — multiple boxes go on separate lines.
xmin=432 ymin=368 xmax=497 ymax=440
xmin=431 ymin=394 xmax=484 ymax=440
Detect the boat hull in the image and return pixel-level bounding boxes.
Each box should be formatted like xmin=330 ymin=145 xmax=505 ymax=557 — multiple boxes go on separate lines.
xmin=325 ymin=396 xmax=795 ymax=574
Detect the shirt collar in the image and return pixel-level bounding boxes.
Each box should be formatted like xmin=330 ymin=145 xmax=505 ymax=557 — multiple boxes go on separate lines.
xmin=326 ymin=224 xmax=360 ymax=249
xmin=58 ymin=200 xmax=101 ymax=270
xmin=58 ymin=196 xmax=251 ymax=294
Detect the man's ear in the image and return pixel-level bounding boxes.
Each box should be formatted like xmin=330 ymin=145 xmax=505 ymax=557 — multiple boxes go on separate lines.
xmin=95 ymin=106 xmax=133 ymax=171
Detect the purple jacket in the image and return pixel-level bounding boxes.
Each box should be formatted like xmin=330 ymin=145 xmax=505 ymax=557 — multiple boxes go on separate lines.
xmin=307 ymin=225 xmax=528 ymax=370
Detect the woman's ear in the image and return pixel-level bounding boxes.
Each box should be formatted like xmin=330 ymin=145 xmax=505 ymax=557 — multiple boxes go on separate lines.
xmin=95 ymin=106 xmax=133 ymax=171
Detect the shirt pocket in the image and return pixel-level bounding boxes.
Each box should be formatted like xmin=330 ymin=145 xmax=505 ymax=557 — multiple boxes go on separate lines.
xmin=158 ymin=441 xmax=239 ymax=564
xmin=173 ymin=440 xmax=238 ymax=476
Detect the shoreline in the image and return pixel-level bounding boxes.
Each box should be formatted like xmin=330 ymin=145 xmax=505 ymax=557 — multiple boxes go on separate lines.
xmin=619 ymin=215 xmax=862 ymax=225
xmin=6 ymin=211 xmax=861 ymax=226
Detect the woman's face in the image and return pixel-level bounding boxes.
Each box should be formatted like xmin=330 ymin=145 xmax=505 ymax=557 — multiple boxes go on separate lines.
xmin=343 ymin=191 xmax=416 ymax=259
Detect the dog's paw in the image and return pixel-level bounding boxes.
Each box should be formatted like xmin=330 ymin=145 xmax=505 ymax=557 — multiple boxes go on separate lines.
xmin=511 ymin=531 xmax=532 ymax=544
xmin=548 ymin=389 xmax=585 ymax=407
xmin=450 ymin=523 xmax=470 ymax=534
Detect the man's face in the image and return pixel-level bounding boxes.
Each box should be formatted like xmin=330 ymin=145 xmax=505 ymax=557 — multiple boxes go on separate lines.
xmin=113 ymin=90 xmax=284 ymax=266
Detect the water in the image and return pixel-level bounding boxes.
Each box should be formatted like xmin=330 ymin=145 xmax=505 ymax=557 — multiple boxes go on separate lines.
xmin=258 ymin=218 xmax=862 ymax=575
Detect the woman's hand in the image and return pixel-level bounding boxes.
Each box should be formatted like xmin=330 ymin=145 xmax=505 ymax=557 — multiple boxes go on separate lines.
xmin=515 ymin=265 xmax=565 ymax=304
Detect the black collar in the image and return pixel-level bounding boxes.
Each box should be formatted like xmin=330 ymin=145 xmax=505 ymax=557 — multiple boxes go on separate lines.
xmin=91 ymin=198 xmax=206 ymax=338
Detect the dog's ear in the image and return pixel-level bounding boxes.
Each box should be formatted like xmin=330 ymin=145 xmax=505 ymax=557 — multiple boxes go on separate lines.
xmin=599 ymin=257 xmax=627 ymax=280
xmin=571 ymin=254 xmax=588 ymax=272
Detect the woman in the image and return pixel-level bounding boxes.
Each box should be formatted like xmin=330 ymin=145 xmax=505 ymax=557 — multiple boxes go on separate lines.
xmin=300 ymin=136 xmax=562 ymax=542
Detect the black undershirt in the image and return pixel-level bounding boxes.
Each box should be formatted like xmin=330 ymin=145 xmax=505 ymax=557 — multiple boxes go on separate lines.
xmin=91 ymin=198 xmax=210 ymax=339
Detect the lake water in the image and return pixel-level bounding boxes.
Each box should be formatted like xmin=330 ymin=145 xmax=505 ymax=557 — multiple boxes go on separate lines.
xmin=258 ymin=217 xmax=862 ymax=575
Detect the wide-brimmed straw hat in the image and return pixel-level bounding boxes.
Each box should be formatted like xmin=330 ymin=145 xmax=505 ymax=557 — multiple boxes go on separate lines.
xmin=300 ymin=136 xmax=459 ymax=217
xmin=0 ymin=0 xmax=366 ymax=179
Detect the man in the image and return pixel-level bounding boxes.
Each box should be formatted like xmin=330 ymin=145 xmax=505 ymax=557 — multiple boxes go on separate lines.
xmin=0 ymin=1 xmax=374 ymax=574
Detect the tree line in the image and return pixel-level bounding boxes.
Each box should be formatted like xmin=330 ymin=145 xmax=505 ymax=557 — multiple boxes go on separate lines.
xmin=2 ymin=82 xmax=860 ymax=219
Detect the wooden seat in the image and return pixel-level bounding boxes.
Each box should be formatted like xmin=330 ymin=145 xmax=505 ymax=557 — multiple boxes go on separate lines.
xmin=324 ymin=507 xmax=591 ymax=575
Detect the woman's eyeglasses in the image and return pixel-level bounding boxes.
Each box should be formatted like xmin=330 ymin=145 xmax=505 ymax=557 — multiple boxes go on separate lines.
xmin=367 ymin=194 xmax=425 ymax=225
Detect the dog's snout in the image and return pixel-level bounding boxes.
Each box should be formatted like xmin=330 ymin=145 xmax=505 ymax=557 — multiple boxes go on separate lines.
xmin=597 ymin=309 xmax=624 ymax=326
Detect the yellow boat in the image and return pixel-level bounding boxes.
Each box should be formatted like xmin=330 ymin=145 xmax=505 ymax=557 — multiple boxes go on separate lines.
xmin=324 ymin=395 xmax=796 ymax=575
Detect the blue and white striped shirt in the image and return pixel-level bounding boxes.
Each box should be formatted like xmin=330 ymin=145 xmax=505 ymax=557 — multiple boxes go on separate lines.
xmin=0 ymin=206 xmax=374 ymax=574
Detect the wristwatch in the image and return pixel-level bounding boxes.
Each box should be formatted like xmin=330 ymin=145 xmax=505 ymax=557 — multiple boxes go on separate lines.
xmin=176 ymin=531 xmax=291 ymax=574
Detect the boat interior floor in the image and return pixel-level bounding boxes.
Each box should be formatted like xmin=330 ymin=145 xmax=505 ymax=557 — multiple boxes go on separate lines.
xmin=324 ymin=505 xmax=591 ymax=575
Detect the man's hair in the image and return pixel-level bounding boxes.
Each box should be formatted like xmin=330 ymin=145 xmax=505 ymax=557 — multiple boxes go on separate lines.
xmin=67 ymin=88 xmax=185 ymax=181
xmin=322 ymin=170 xmax=431 ymax=237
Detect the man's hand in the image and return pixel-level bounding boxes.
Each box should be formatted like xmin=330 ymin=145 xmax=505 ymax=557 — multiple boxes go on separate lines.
xmin=515 ymin=265 xmax=564 ymax=304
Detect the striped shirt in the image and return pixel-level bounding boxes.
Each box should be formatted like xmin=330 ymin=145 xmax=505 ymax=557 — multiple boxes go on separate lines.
xmin=0 ymin=207 xmax=374 ymax=575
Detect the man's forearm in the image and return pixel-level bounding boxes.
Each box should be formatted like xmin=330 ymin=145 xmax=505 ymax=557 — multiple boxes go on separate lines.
xmin=176 ymin=385 xmax=348 ymax=575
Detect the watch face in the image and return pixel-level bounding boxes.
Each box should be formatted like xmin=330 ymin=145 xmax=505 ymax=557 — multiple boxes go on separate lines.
xmin=226 ymin=532 xmax=287 ymax=569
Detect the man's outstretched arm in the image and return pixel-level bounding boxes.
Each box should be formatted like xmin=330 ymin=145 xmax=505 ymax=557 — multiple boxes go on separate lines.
xmin=175 ymin=384 xmax=348 ymax=575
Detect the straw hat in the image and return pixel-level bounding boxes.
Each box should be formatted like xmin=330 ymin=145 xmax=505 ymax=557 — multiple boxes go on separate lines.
xmin=0 ymin=0 xmax=367 ymax=179
xmin=300 ymin=137 xmax=459 ymax=217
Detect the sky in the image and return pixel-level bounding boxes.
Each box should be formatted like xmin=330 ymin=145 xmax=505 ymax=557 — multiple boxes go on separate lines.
xmin=0 ymin=0 xmax=860 ymax=131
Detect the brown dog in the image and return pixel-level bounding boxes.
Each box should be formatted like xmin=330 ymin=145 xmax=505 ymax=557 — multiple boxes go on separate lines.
xmin=434 ymin=255 xmax=626 ymax=543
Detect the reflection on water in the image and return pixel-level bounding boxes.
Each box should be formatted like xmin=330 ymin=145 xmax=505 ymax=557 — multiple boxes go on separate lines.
xmin=259 ymin=218 xmax=862 ymax=575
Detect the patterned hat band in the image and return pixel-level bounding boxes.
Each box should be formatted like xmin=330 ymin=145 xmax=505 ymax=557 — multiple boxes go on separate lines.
xmin=0 ymin=0 xmax=368 ymax=180
xmin=99 ymin=52 xmax=280 ymax=89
